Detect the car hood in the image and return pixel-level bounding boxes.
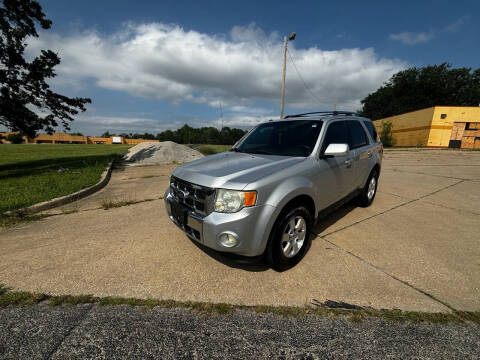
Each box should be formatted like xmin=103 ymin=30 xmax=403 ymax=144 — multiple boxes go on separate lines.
xmin=172 ymin=151 xmax=306 ymax=189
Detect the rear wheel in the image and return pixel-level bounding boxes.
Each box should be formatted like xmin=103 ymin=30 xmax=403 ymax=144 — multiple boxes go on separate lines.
xmin=266 ymin=205 xmax=312 ymax=271
xmin=358 ymin=169 xmax=378 ymax=207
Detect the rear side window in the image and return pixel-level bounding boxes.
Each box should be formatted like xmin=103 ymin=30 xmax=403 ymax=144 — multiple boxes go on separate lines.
xmin=363 ymin=121 xmax=378 ymax=142
xmin=322 ymin=121 xmax=347 ymax=151
xmin=346 ymin=120 xmax=368 ymax=149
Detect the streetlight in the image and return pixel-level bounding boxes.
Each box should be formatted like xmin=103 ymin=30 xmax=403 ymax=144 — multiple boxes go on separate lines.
xmin=280 ymin=32 xmax=296 ymax=119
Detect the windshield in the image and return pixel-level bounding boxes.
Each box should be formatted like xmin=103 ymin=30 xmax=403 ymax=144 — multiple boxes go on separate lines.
xmin=235 ymin=120 xmax=323 ymax=157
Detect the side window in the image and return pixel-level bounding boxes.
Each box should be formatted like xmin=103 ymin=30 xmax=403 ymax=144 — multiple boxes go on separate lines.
xmin=346 ymin=120 xmax=368 ymax=150
xmin=363 ymin=121 xmax=378 ymax=142
xmin=322 ymin=121 xmax=347 ymax=151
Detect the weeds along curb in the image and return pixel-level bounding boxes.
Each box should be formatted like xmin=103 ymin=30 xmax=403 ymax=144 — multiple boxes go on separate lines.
xmin=0 ymin=286 xmax=478 ymax=324
xmin=4 ymin=160 xmax=115 ymax=216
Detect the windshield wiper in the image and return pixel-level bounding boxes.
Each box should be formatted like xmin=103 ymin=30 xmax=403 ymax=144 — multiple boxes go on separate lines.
xmin=230 ymin=147 xmax=245 ymax=153
xmin=247 ymin=150 xmax=274 ymax=155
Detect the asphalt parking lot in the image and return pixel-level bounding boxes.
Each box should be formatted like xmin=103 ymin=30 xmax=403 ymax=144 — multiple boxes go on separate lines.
xmin=0 ymin=149 xmax=479 ymax=312
xmin=1 ymin=304 xmax=479 ymax=360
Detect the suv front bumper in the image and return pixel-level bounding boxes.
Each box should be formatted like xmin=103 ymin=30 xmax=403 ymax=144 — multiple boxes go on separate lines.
xmin=164 ymin=189 xmax=276 ymax=257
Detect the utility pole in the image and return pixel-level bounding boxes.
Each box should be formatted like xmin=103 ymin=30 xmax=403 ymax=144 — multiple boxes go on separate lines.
xmin=280 ymin=36 xmax=288 ymax=119
xmin=220 ymin=102 xmax=223 ymax=130
xmin=280 ymin=32 xmax=296 ymax=119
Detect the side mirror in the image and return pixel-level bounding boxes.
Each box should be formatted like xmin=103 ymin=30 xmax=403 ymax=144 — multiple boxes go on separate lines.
xmin=323 ymin=143 xmax=349 ymax=158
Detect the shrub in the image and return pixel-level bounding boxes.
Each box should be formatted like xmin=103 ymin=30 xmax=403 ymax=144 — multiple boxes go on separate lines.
xmin=380 ymin=121 xmax=395 ymax=147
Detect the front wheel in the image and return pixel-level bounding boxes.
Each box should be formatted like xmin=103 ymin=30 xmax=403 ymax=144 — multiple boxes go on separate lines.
xmin=358 ymin=169 xmax=378 ymax=207
xmin=266 ymin=206 xmax=312 ymax=271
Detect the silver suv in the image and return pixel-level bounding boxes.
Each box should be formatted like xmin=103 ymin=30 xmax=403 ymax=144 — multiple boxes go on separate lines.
xmin=165 ymin=111 xmax=383 ymax=270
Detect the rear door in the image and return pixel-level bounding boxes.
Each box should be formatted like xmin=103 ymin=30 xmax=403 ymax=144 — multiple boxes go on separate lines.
xmin=346 ymin=120 xmax=371 ymax=189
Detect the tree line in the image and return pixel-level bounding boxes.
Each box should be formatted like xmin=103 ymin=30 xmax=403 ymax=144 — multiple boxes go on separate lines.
xmin=101 ymin=125 xmax=247 ymax=145
xmin=360 ymin=63 xmax=480 ymax=120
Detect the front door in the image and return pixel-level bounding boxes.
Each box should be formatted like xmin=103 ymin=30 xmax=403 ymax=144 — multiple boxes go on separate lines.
xmin=314 ymin=120 xmax=355 ymax=208
xmin=346 ymin=120 xmax=371 ymax=189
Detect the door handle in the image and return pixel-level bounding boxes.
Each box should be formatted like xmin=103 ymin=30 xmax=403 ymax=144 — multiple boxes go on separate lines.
xmin=367 ymin=151 xmax=373 ymax=158
xmin=344 ymin=159 xmax=352 ymax=168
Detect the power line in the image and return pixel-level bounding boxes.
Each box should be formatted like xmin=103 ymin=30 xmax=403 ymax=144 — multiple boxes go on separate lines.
xmin=286 ymin=48 xmax=323 ymax=106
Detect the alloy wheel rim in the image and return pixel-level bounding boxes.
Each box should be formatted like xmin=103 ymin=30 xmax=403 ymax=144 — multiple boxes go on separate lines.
xmin=281 ymin=216 xmax=306 ymax=258
xmin=367 ymin=177 xmax=376 ymax=200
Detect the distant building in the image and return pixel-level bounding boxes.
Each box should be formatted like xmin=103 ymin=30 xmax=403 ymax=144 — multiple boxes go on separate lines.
xmin=0 ymin=132 xmax=159 ymax=145
xmin=373 ymin=106 xmax=480 ymax=149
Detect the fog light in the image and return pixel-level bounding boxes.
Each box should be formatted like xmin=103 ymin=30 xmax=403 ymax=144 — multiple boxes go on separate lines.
xmin=219 ymin=233 xmax=238 ymax=248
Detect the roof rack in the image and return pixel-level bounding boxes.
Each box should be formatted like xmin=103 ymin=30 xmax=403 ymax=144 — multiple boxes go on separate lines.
xmin=284 ymin=111 xmax=360 ymax=119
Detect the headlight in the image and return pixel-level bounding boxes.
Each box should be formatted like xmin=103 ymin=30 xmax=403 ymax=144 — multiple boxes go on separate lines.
xmin=214 ymin=189 xmax=257 ymax=213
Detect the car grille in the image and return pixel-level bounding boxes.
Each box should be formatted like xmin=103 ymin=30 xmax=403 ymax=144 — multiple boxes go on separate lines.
xmin=170 ymin=176 xmax=215 ymax=216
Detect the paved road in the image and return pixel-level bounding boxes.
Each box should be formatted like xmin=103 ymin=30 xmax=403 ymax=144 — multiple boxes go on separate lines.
xmin=0 ymin=150 xmax=479 ymax=312
xmin=1 ymin=304 xmax=478 ymax=359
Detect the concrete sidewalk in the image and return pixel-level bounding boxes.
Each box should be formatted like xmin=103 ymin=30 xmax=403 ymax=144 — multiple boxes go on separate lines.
xmin=0 ymin=150 xmax=479 ymax=312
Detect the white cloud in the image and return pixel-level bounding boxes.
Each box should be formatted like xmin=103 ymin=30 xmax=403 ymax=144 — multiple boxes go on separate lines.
xmin=389 ymin=32 xmax=433 ymax=45
xmin=443 ymin=15 xmax=469 ymax=33
xmin=70 ymin=113 xmax=276 ymax=135
xmin=70 ymin=115 xmax=170 ymax=135
xmin=211 ymin=115 xmax=274 ymax=129
xmin=26 ymin=22 xmax=405 ymax=114
xmin=390 ymin=16 xmax=468 ymax=46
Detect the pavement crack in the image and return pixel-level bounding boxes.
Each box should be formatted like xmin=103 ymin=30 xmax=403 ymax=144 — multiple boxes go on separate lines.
xmin=44 ymin=197 xmax=164 ymax=217
xmin=419 ymin=200 xmax=480 ymax=216
xmin=45 ymin=304 xmax=94 ymax=360
xmin=312 ymin=180 xmax=467 ymax=313
xmin=319 ymin=179 xmax=464 ymax=238
xmin=384 ymin=168 xmax=475 ymax=181
xmin=318 ymin=235 xmax=458 ymax=312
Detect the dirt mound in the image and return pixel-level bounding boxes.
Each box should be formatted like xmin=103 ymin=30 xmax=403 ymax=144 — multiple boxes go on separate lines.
xmin=123 ymin=141 xmax=204 ymax=165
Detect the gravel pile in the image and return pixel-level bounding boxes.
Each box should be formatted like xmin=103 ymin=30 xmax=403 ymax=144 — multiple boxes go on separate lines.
xmin=123 ymin=141 xmax=204 ymax=165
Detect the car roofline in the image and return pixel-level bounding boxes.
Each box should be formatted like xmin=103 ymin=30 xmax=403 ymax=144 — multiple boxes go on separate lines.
xmin=262 ymin=114 xmax=371 ymax=125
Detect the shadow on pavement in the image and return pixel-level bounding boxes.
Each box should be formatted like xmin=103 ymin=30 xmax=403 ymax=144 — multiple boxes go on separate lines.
xmin=312 ymin=203 xmax=356 ymax=236
xmin=190 ymin=239 xmax=269 ymax=272
xmin=187 ymin=203 xmax=357 ymax=272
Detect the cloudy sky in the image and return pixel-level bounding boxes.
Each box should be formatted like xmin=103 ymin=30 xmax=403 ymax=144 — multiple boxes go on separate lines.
xmin=14 ymin=0 xmax=480 ymax=134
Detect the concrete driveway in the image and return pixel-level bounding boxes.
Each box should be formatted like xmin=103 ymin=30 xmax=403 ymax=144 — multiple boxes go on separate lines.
xmin=0 ymin=150 xmax=478 ymax=312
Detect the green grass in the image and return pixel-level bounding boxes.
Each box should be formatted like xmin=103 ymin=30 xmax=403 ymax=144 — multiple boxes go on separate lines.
xmin=99 ymin=196 xmax=161 ymax=210
xmin=99 ymin=198 xmax=138 ymax=210
xmin=190 ymin=144 xmax=232 ymax=155
xmin=0 ymin=213 xmax=51 ymax=227
xmin=0 ymin=144 xmax=131 ymax=215
xmin=0 ymin=285 xmax=478 ymax=323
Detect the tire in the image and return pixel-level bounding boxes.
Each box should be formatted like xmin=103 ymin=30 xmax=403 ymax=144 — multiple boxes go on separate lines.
xmin=358 ymin=169 xmax=378 ymax=207
xmin=266 ymin=205 xmax=312 ymax=271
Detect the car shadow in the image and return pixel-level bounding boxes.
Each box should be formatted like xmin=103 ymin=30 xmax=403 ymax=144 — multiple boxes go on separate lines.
xmin=186 ymin=202 xmax=357 ymax=272
xmin=311 ymin=203 xmax=356 ymax=238
xmin=189 ymin=239 xmax=269 ymax=272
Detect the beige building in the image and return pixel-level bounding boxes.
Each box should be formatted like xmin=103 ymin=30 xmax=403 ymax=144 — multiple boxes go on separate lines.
xmin=373 ymin=106 xmax=480 ymax=149
xmin=0 ymin=132 xmax=159 ymax=145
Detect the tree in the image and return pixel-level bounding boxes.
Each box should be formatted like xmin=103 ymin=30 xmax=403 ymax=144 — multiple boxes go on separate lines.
xmin=360 ymin=63 xmax=480 ymax=120
xmin=0 ymin=0 xmax=91 ymax=137
xmin=156 ymin=125 xmax=246 ymax=145
xmin=7 ymin=132 xmax=23 ymax=143
xmin=101 ymin=131 xmax=110 ymax=138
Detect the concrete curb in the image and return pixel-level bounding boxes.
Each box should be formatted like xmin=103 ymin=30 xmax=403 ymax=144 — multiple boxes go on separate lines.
xmin=6 ymin=160 xmax=114 ymax=216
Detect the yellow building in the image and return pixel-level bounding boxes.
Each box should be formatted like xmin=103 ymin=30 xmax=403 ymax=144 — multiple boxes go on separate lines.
xmin=0 ymin=132 xmax=159 ymax=145
xmin=373 ymin=106 xmax=480 ymax=149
